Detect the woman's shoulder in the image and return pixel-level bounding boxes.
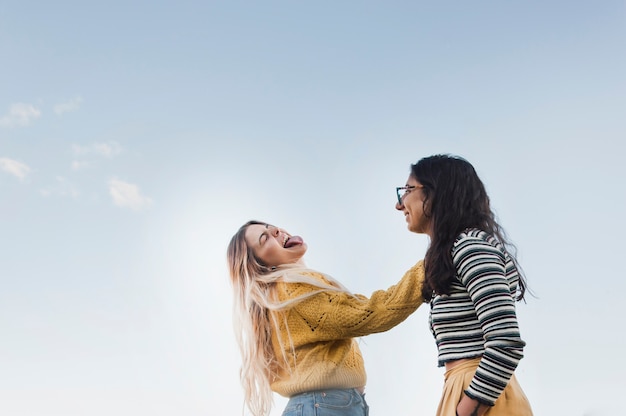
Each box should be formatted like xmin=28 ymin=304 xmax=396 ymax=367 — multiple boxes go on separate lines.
xmin=276 ymin=269 xmax=336 ymax=289
xmin=281 ymin=268 xmax=328 ymax=281
xmin=274 ymin=269 xmax=341 ymax=302
xmin=453 ymin=228 xmax=502 ymax=253
xmin=455 ymin=227 xmax=490 ymax=242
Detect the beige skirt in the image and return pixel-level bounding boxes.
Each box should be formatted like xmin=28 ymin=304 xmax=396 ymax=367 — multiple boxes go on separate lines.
xmin=436 ymin=358 xmax=533 ymax=416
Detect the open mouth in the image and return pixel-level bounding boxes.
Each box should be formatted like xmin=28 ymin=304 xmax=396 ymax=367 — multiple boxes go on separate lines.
xmin=283 ymin=235 xmax=303 ymax=248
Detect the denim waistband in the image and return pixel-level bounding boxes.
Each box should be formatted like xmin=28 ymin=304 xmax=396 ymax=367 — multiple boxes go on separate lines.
xmin=291 ymin=387 xmax=365 ymax=397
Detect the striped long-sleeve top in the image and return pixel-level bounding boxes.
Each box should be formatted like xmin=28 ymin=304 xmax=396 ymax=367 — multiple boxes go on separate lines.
xmin=429 ymin=228 xmax=526 ymax=406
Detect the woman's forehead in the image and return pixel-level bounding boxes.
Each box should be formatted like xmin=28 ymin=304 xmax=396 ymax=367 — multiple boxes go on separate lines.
xmin=245 ymin=223 xmax=265 ymax=236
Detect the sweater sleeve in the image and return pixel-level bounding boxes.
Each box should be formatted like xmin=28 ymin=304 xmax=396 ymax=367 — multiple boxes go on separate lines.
xmin=453 ymin=236 xmax=525 ymax=406
xmin=275 ymin=261 xmax=425 ymax=344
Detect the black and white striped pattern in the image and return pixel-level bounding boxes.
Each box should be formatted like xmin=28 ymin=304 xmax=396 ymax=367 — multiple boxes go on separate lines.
xmin=429 ymin=229 xmax=526 ymax=405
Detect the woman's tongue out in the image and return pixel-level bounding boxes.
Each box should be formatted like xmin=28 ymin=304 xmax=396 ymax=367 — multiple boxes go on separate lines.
xmin=284 ymin=235 xmax=303 ymax=248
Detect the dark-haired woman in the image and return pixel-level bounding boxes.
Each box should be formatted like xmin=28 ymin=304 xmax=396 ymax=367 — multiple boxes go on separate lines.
xmin=396 ymin=154 xmax=533 ymax=416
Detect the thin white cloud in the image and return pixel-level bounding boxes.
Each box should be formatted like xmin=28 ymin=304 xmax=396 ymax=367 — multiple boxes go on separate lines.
xmin=54 ymin=96 xmax=83 ymax=115
xmin=0 ymin=157 xmax=31 ymax=180
xmin=72 ymin=141 xmax=122 ymax=157
xmin=71 ymin=160 xmax=91 ymax=171
xmin=93 ymin=141 xmax=122 ymax=157
xmin=71 ymin=144 xmax=90 ymax=155
xmin=108 ymin=178 xmax=152 ymax=211
xmin=0 ymin=103 xmax=41 ymax=128
xmin=39 ymin=176 xmax=79 ymax=198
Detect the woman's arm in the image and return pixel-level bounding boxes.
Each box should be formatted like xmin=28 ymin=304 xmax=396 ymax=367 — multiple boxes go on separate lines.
xmin=276 ymin=261 xmax=425 ymax=343
xmin=453 ymin=236 xmax=525 ymax=407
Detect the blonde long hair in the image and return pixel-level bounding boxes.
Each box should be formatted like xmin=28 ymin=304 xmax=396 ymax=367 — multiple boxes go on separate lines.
xmin=226 ymin=220 xmax=350 ymax=416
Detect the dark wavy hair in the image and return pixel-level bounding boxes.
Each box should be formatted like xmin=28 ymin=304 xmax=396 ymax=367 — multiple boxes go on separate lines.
xmin=412 ymin=154 xmax=527 ymax=302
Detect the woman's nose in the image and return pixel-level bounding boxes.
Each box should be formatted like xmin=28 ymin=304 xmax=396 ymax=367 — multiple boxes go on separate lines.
xmin=395 ymin=201 xmax=404 ymax=210
xmin=271 ymin=226 xmax=280 ymax=237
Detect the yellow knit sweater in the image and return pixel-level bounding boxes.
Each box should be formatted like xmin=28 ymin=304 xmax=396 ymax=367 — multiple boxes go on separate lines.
xmin=270 ymin=261 xmax=425 ymax=397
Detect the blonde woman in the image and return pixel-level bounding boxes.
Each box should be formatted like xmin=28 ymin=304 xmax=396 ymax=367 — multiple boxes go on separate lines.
xmin=226 ymin=220 xmax=425 ymax=416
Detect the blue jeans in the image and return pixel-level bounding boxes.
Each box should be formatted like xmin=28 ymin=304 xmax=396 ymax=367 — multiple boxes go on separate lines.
xmin=282 ymin=388 xmax=369 ymax=416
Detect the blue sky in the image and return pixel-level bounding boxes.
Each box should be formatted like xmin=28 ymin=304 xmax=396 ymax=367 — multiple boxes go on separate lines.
xmin=1 ymin=1 xmax=625 ymax=415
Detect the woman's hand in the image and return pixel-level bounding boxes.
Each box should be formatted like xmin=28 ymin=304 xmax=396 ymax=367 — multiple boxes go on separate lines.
xmin=456 ymin=393 xmax=490 ymax=416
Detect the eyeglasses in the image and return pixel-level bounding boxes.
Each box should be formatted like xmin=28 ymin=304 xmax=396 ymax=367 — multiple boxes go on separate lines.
xmin=396 ymin=185 xmax=422 ymax=205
